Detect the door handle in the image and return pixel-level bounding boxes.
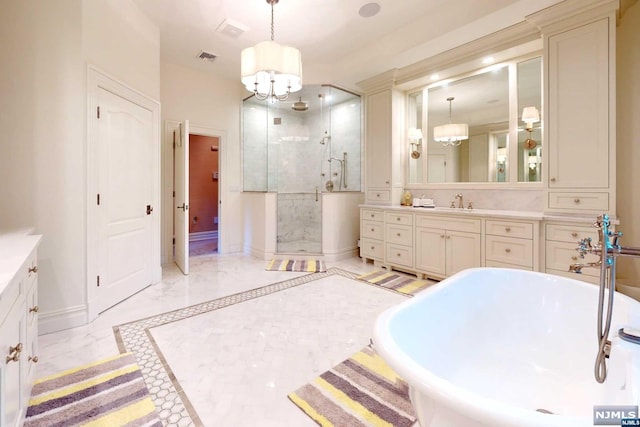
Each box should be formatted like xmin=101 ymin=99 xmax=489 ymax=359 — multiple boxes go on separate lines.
xmin=177 ymin=203 xmax=188 ymax=211
xmin=146 ymin=205 xmax=153 ymax=215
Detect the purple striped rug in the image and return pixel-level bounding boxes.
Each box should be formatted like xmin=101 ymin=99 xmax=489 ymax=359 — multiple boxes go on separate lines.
xmin=24 ymin=352 xmax=160 ymax=427
xmin=288 ymin=345 xmax=416 ymax=427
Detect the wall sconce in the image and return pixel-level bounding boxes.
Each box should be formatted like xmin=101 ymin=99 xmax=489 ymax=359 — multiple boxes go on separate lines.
xmin=522 ymin=106 xmax=540 ymax=149
xmin=528 ymin=155 xmax=539 ymax=171
xmin=496 ymin=147 xmax=507 ymax=173
xmin=408 ymin=127 xmax=423 ymax=159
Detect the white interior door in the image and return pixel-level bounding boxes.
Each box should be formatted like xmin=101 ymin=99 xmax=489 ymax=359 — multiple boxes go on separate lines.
xmin=174 ymin=120 xmax=189 ymax=274
xmin=96 ymin=87 xmax=154 ymax=314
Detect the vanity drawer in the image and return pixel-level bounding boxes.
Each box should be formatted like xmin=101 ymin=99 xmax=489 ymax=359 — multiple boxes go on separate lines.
xmin=360 ymin=238 xmax=384 ymax=260
xmin=545 ymin=241 xmax=600 ymax=277
xmin=485 ymin=220 xmax=533 ymax=239
xmin=548 ymin=192 xmax=609 ymax=211
xmin=485 ymin=235 xmax=533 ymax=268
xmin=385 ymin=212 xmax=413 ymax=226
xmin=361 ymin=209 xmax=384 ymax=223
xmin=0 ymin=277 xmax=21 ymax=327
xmin=545 ymin=223 xmax=599 ymax=243
xmin=385 ymin=243 xmax=413 ymax=268
xmin=386 ymin=224 xmax=413 ymax=246
xmin=367 ymin=190 xmax=391 ymax=202
xmin=362 ymin=220 xmax=384 ymax=240
xmin=415 ymin=215 xmax=481 ymax=233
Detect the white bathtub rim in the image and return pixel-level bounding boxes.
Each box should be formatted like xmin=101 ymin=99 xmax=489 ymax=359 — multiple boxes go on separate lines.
xmin=373 ymin=268 xmax=640 ymax=427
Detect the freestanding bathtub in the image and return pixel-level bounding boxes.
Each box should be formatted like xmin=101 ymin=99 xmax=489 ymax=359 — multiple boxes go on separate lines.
xmin=374 ymin=268 xmax=640 ymax=427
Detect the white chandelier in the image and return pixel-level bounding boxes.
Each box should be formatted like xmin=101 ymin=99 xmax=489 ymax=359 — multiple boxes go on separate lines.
xmin=433 ymin=97 xmax=468 ymax=147
xmin=241 ymin=0 xmax=302 ymax=102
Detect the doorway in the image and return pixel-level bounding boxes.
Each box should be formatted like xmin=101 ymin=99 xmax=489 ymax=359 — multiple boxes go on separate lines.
xmin=188 ymin=134 xmax=219 ymax=257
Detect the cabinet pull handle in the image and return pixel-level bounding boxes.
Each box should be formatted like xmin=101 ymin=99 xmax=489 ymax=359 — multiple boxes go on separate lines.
xmin=370 ymin=228 xmax=375 ymax=232
xmin=397 ymin=253 xmax=401 ymax=257
xmin=505 ymin=227 xmax=511 ymax=233
xmin=6 ymin=343 xmax=22 ymax=364
xmin=571 ymin=232 xmax=578 ymax=238
xmin=446 ymin=236 xmax=451 ymax=240
xmin=28 ymin=355 xmax=39 ymax=363
xmin=376 ymin=194 xmax=380 ymax=198
xmin=370 ymin=214 xmax=375 ymax=218
xmin=505 ymin=248 xmax=511 ymax=253
xmin=29 ymin=306 xmax=39 ymax=313
xmin=571 ymin=256 xmax=578 ymax=261
xmin=550 ymin=177 xmax=556 ymax=182
xmin=396 ymin=233 xmax=401 ymax=237
xmin=370 ymin=246 xmax=375 ymax=250
xmin=396 ymin=217 xmax=401 ymax=221
xmin=574 ymin=198 xmax=581 ymax=204
xmin=28 ymin=266 xmax=38 ymax=274
xmin=440 ymin=235 xmax=445 ymax=238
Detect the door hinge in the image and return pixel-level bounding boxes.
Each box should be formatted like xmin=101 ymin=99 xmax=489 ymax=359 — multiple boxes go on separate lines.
xmin=97 ymin=193 xmax=100 ymax=205
xmin=173 ymin=130 xmax=176 ymax=148
xmin=173 ymin=191 xmax=175 ymax=197
xmin=97 ymin=106 xmax=100 ymax=119
xmin=97 ymin=275 xmax=100 ymax=287
xmin=172 ymin=237 xmax=175 ymax=245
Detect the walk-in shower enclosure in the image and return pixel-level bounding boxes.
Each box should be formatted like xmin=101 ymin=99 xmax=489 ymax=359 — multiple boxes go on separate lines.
xmin=243 ymin=85 xmax=362 ymax=254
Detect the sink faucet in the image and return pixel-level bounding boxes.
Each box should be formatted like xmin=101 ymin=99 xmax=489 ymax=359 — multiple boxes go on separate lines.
xmin=455 ymin=193 xmax=463 ymax=208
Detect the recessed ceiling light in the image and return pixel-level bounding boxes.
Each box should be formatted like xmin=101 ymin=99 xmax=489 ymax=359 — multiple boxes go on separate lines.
xmin=359 ymin=2 xmax=381 ymax=18
xmin=483 ymin=56 xmax=495 ymax=64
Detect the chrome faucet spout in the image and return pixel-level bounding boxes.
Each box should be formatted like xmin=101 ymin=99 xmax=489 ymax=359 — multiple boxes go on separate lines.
xmin=455 ymin=193 xmax=463 ymax=209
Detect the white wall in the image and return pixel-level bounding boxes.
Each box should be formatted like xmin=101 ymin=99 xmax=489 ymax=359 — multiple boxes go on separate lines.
xmin=0 ymin=0 xmax=160 ymax=333
xmin=616 ymin=1 xmax=640 ymax=284
xmin=160 ymin=61 xmax=246 ymax=257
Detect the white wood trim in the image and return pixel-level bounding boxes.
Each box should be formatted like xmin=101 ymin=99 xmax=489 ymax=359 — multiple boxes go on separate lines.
xmin=189 ymin=231 xmax=218 ymax=242
xmin=86 ymin=65 xmax=161 ymax=322
xmin=38 ymin=305 xmax=88 ymax=335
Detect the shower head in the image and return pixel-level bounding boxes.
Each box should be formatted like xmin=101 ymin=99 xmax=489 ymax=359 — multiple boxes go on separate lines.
xmin=291 ymin=97 xmax=308 ymax=112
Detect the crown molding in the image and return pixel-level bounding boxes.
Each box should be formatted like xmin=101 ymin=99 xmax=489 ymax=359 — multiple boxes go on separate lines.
xmin=526 ymin=0 xmax=619 ymax=34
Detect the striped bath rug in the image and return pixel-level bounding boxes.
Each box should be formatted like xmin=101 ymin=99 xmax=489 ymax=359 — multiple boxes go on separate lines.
xmin=24 ymin=352 xmax=161 ymax=427
xmin=266 ymin=258 xmax=326 ymax=272
xmin=288 ymin=344 xmax=416 ymax=427
xmin=357 ymin=270 xmax=435 ymax=296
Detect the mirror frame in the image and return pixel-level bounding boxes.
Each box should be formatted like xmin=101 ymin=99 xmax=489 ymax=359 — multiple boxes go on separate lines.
xmin=405 ymin=52 xmax=543 ymax=190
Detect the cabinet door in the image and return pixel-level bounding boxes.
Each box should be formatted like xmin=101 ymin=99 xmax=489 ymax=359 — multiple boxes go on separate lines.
xmin=547 ymin=18 xmax=610 ymax=189
xmin=1 ymin=306 xmax=25 ymax=427
xmin=365 ymin=90 xmax=392 ymax=188
xmin=446 ymin=231 xmax=481 ymax=275
xmin=415 ymin=227 xmax=446 ymax=276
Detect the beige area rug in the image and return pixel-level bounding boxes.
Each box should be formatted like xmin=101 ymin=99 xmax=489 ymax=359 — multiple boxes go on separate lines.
xmin=288 ymin=344 xmax=416 ymax=427
xmin=24 ymin=352 xmax=161 ymax=427
xmin=357 ymin=270 xmax=435 ymax=296
xmin=266 ymin=258 xmax=327 ymax=272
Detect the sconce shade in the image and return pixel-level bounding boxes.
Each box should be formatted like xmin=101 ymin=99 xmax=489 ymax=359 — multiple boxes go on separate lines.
xmin=522 ymin=106 xmax=540 ymax=124
xmin=433 ymin=123 xmax=469 ymax=143
xmin=408 ymin=128 xmax=423 ymax=140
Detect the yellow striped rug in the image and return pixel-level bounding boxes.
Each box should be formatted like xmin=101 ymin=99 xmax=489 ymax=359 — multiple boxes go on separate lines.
xmin=24 ymin=352 xmax=160 ymax=427
xmin=266 ymin=259 xmax=326 ymax=272
xmin=357 ymin=270 xmax=435 ymax=296
xmin=288 ymin=345 xmax=416 ymax=427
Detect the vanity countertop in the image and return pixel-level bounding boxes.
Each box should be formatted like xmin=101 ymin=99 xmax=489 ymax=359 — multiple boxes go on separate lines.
xmin=360 ymin=204 xmax=612 ymax=224
xmin=0 ymin=230 xmax=42 ymax=296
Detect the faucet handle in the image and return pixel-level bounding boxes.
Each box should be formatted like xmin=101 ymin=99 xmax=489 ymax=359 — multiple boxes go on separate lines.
xmin=577 ymin=237 xmax=593 ymax=258
xmin=467 ymin=201 xmax=473 ymax=210
xmin=450 ymin=201 xmax=456 ymax=208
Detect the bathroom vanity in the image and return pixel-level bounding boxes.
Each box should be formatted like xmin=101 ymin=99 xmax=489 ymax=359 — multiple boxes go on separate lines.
xmin=0 ymin=231 xmax=41 ymax=427
xmin=360 ymin=206 xmax=604 ymax=284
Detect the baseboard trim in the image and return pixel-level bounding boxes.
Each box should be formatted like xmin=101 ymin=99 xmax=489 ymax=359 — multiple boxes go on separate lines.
xmin=189 ymin=231 xmax=218 ymax=242
xmin=39 ymin=305 xmax=88 ymax=334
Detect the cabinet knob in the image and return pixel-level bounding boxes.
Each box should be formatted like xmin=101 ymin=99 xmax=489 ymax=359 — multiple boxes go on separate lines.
xmin=440 ymin=235 xmax=445 ymax=239
xmin=28 ymin=266 xmax=38 ymax=274
xmin=505 ymin=248 xmax=511 ymax=253
xmin=396 ymin=233 xmax=401 ymax=237
xmin=397 ymin=253 xmax=401 ymax=257
xmin=550 ymin=177 xmax=556 ymax=182
xmin=28 ymin=355 xmax=39 ymax=363
xmin=446 ymin=236 xmax=451 ymax=240
xmin=370 ymin=214 xmax=375 ymax=218
xmin=505 ymin=227 xmax=511 ymax=233
xmin=385 ymin=181 xmax=390 ymax=184
xmin=6 ymin=343 xmax=22 ymax=364
xmin=571 ymin=232 xmax=578 ymax=238
xmin=370 ymin=228 xmax=375 ymax=232
xmin=29 ymin=306 xmax=39 ymax=313
xmin=574 ymin=198 xmax=581 ymax=204
xmin=376 ymin=194 xmax=380 ymax=198
xmin=571 ymin=256 xmax=578 ymax=261
xmin=370 ymin=246 xmax=375 ymax=250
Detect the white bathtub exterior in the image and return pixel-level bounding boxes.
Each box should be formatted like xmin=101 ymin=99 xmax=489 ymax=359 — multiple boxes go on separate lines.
xmin=374 ymin=268 xmax=640 ymax=427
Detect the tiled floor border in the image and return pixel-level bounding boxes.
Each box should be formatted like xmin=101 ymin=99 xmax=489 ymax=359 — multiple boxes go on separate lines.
xmin=112 ymin=267 xmax=383 ymax=426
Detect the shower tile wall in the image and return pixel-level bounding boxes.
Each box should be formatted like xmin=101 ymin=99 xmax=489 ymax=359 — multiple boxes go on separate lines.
xmin=243 ymin=102 xmax=268 ymax=191
xmin=276 ymin=193 xmax=321 ymax=250
xmin=324 ymin=98 xmax=362 ymax=192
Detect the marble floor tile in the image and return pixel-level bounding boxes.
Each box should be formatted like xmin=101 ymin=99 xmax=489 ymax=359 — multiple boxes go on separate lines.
xmin=36 ymin=254 xmax=416 ymax=426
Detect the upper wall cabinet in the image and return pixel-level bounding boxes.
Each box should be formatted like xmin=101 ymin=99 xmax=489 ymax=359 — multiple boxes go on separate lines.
xmin=527 ymin=0 xmax=617 ymax=215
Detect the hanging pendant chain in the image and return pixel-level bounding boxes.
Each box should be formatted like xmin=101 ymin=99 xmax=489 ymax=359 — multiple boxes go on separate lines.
xmin=270 ymin=2 xmax=275 ymax=41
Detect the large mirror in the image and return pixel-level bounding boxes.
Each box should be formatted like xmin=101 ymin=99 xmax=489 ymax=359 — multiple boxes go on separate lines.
xmin=407 ymin=55 xmax=542 ymax=185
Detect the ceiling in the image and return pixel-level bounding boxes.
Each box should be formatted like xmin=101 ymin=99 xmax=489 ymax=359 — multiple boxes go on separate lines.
xmin=130 ymin=0 xmax=556 ymax=90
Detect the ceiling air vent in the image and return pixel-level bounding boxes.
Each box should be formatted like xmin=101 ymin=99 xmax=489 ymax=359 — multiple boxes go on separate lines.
xmin=216 ymin=18 xmax=248 ymax=39
xmin=197 ymin=50 xmax=217 ymax=62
